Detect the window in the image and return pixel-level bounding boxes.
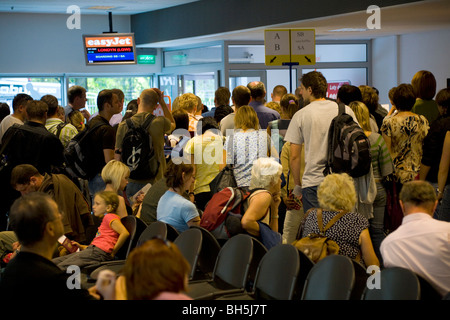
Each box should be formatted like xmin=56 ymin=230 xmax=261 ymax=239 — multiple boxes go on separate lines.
xmin=0 ymin=77 xmax=63 ymax=111
xmin=69 ymin=76 xmax=153 ymax=116
xmin=164 ymin=45 xmax=222 ymax=67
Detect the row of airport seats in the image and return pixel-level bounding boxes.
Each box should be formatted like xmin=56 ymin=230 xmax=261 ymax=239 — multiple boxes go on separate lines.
xmin=85 ymin=217 xmax=448 ymax=300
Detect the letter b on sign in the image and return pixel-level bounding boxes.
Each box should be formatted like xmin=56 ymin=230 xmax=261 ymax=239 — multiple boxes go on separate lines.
xmin=67 ymin=5 xmax=81 ymax=30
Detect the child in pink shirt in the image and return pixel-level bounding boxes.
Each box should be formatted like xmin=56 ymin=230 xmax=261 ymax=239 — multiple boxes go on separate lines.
xmin=53 ymin=191 xmax=129 ymax=270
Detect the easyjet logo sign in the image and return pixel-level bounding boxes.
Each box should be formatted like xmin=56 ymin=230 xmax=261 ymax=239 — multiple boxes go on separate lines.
xmin=85 ymin=36 xmax=133 ymax=48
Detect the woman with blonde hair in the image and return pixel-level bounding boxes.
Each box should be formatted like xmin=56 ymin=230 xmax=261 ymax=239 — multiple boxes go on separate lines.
xmin=101 ymin=160 xmax=131 ymax=218
xmin=349 ymin=101 xmax=393 ymax=263
xmin=225 ymin=105 xmax=278 ymax=188
xmin=299 ymin=173 xmax=380 ymax=267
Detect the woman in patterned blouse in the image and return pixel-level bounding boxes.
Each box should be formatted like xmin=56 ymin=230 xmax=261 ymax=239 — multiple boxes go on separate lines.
xmin=301 ymin=173 xmax=380 ymax=268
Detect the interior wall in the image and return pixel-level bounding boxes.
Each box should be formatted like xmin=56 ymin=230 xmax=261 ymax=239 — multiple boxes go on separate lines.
xmin=372 ymin=28 xmax=450 ymax=105
xmin=0 ymin=12 xmax=161 ymax=74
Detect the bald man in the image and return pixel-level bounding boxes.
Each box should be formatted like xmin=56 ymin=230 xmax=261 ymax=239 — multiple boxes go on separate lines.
xmin=380 ymin=180 xmax=450 ymax=297
xmin=115 ymin=88 xmax=175 ymax=201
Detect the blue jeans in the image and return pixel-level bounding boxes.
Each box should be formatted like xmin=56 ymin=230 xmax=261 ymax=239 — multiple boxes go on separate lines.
xmin=434 ymin=185 xmax=450 ymax=222
xmin=369 ymin=183 xmax=387 ymax=265
xmin=302 ymin=186 xmax=319 ymax=213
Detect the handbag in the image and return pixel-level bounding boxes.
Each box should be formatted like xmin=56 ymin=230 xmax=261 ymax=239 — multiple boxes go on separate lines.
xmin=209 ymin=164 xmax=237 ymax=194
xmin=292 ymin=208 xmax=346 ymax=263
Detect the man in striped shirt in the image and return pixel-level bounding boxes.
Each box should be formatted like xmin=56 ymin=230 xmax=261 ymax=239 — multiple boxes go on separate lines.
xmin=42 ymin=94 xmax=78 ymax=148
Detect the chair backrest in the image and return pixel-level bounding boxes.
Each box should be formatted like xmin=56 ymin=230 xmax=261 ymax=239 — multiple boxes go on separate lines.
xmin=253 ymin=244 xmax=300 ymax=300
xmin=137 ymin=221 xmax=167 ymax=247
xmin=246 ymin=237 xmax=268 ymax=291
xmin=301 ymin=254 xmax=355 ymax=300
xmin=350 ymin=259 xmax=369 ymax=300
xmin=362 ymin=267 xmax=421 ymax=300
xmin=213 ymin=234 xmax=253 ymax=290
xmin=174 ymin=228 xmax=203 ymax=280
xmin=293 ymin=249 xmax=315 ymax=300
xmin=189 ymin=226 xmax=221 ymax=279
xmin=417 ymin=274 xmax=442 ymax=300
xmin=115 ymin=216 xmax=137 ymax=260
xmin=166 ymin=223 xmax=180 ymax=242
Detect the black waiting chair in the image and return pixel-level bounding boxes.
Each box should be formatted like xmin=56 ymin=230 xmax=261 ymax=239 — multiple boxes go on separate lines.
xmin=174 ymin=228 xmax=203 ymax=281
xmin=187 ymin=233 xmax=253 ymax=300
xmin=301 ymin=255 xmax=355 ymax=300
xmin=189 ymin=226 xmax=222 ymax=281
xmin=136 ymin=221 xmax=168 ymax=247
xmin=362 ymin=267 xmax=420 ymax=300
xmin=219 ymin=244 xmax=300 ymax=300
xmin=166 ymin=222 xmax=180 ymax=242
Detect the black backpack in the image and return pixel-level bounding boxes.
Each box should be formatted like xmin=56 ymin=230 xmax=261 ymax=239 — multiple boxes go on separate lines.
xmin=120 ymin=114 xmax=159 ymax=180
xmin=323 ymin=103 xmax=371 ymax=178
xmin=63 ymin=122 xmax=105 ymax=180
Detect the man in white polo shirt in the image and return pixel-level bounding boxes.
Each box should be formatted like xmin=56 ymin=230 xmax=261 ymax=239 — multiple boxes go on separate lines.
xmin=284 ymin=71 xmax=359 ymax=212
xmin=380 ymin=180 xmax=450 ymax=297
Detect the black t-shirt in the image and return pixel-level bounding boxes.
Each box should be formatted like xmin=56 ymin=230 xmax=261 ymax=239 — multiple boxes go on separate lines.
xmin=86 ymin=115 xmax=116 ymax=177
xmin=2 ymin=121 xmax=64 ymax=174
xmin=0 ymin=251 xmax=95 ymax=300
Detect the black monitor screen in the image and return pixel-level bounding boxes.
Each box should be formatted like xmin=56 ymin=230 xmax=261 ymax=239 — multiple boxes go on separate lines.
xmin=83 ymin=33 xmax=137 ymax=65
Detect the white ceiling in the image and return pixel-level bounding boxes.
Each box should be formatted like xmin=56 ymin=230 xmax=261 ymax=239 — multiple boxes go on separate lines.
xmin=0 ymin=0 xmax=201 ymax=15
xmin=1 ymin=0 xmax=450 ymax=47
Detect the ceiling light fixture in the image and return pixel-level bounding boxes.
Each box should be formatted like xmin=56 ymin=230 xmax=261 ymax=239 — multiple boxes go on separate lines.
xmin=87 ymin=6 xmax=116 ymax=10
xmin=328 ymin=28 xmax=368 ymax=32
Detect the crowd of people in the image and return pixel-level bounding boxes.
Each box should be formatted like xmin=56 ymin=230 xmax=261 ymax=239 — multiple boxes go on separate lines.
xmin=0 ymin=69 xmax=449 ymax=300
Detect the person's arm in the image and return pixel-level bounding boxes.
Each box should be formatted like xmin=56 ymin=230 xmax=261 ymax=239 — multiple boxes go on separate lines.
xmin=187 ymin=216 xmax=201 ymax=228
xmin=241 ymin=192 xmax=272 ymax=237
xmin=116 ymin=196 xmax=128 ymax=219
xmin=104 ymin=149 xmax=115 ymax=164
xmin=359 ymin=229 xmax=380 ymax=267
xmin=153 ymin=88 xmax=176 ymax=132
xmin=437 ymin=131 xmax=450 ymax=201
xmin=419 ymin=164 xmax=431 ymax=181
xmin=110 ymin=218 xmax=130 ymax=257
xmin=290 ymin=143 xmax=303 ymax=197
xmin=381 ymin=133 xmax=392 ymax=157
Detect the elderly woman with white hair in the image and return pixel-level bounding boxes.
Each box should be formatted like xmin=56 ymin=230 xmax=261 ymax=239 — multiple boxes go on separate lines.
xmin=240 ymin=157 xmax=283 ymax=237
xmin=299 ymin=173 xmax=380 ymax=267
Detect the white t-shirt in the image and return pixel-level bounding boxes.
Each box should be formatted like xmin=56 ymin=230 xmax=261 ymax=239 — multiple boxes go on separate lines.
xmin=284 ymin=99 xmax=359 ymax=188
xmin=380 ymin=213 xmax=450 ymax=296
xmin=0 ymin=115 xmax=23 ymax=143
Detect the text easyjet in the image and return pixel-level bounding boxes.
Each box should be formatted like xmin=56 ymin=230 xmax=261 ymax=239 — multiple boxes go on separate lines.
xmin=86 ymin=37 xmax=132 ymax=48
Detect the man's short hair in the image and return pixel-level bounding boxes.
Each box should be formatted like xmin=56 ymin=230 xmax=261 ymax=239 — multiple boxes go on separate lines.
xmin=247 ymin=81 xmax=266 ymax=100
xmin=300 ymin=71 xmax=328 ymax=99
xmin=97 ymin=89 xmax=114 ymax=112
xmin=112 ymin=88 xmax=125 ymax=103
xmin=215 ymin=87 xmax=231 ymax=106
xmin=232 ymin=85 xmax=251 ymax=107
xmin=12 ymin=93 xmax=33 ymax=112
xmin=26 ymin=100 xmax=48 ymax=120
xmin=392 ymin=84 xmax=416 ymax=111
xmin=40 ymin=94 xmax=59 ymax=116
xmin=9 ymin=192 xmax=56 ymax=247
xmin=10 ymin=164 xmax=40 ymax=188
xmin=337 ymin=84 xmax=362 ymax=105
xmin=68 ymin=86 xmax=86 ymax=104
xmin=178 ymin=93 xmax=198 ymax=113
xmin=399 ymin=181 xmax=437 ymax=207
xmin=272 ymin=85 xmax=287 ymax=98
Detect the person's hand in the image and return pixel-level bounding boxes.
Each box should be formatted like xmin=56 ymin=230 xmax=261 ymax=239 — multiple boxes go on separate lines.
xmin=272 ymin=191 xmax=282 ymax=207
xmin=80 ymin=109 xmax=91 ymax=122
xmin=283 ymin=196 xmax=297 ymax=210
xmin=95 ymin=270 xmax=117 ymax=300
